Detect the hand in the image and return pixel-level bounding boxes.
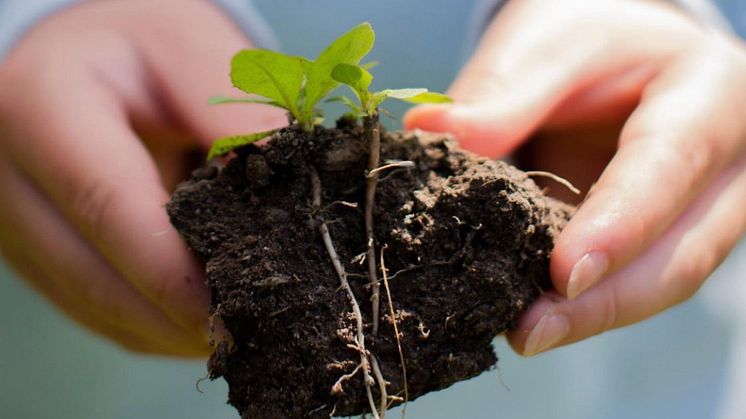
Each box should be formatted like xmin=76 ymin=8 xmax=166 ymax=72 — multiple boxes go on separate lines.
xmin=0 ymin=0 xmax=284 ymax=356
xmin=405 ymin=0 xmax=746 ymax=355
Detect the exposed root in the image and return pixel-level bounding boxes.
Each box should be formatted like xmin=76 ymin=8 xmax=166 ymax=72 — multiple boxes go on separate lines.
xmin=308 ymin=404 xmax=329 ymax=417
xmin=310 ymin=168 xmax=380 ymax=419
xmin=380 ymin=245 xmax=409 ymax=418
xmin=495 ymin=364 xmax=511 ymax=392
xmin=524 ymin=170 xmax=581 ymax=195
xmin=364 ymin=112 xmax=382 ymax=336
xmin=195 ymin=373 xmax=209 ymax=394
xmin=370 ymin=356 xmax=388 ymax=418
xmin=331 ymin=364 xmax=363 ymax=396
xmin=367 ymin=160 xmax=415 ymax=177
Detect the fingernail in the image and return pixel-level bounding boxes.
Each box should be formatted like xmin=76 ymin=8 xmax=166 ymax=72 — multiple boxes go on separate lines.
xmin=566 ymin=251 xmax=609 ymax=300
xmin=523 ymin=313 xmax=570 ymax=356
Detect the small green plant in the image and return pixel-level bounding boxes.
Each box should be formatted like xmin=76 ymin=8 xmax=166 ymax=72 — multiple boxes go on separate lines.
xmin=207 ymin=22 xmax=450 ymax=159
xmin=207 ymin=22 xmax=451 ymax=419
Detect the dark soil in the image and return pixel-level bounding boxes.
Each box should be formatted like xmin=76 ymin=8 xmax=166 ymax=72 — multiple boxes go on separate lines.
xmin=167 ymin=120 xmax=573 ymax=418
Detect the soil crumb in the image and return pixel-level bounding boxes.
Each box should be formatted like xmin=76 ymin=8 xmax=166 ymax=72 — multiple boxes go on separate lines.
xmin=167 ymin=122 xmax=573 ymax=418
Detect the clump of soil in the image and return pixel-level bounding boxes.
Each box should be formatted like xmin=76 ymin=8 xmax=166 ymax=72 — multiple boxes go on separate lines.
xmin=167 ymin=120 xmax=573 ymax=418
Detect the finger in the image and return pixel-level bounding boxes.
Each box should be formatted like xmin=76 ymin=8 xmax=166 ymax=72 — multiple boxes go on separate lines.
xmin=1 ymin=71 xmax=211 ymax=337
xmin=126 ymin=0 xmax=287 ymax=145
xmin=1 ymin=244 xmax=190 ymax=356
xmin=404 ymin=1 xmax=698 ymax=158
xmin=509 ymin=154 xmax=746 ymax=356
xmin=0 ymin=162 xmax=210 ymax=357
xmin=552 ymin=45 xmax=746 ymax=300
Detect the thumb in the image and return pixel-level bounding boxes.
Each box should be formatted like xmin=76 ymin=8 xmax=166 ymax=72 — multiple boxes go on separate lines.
xmin=404 ymin=60 xmax=591 ymax=158
xmin=404 ymin=33 xmax=649 ymax=158
xmin=404 ymin=0 xmax=697 ymax=158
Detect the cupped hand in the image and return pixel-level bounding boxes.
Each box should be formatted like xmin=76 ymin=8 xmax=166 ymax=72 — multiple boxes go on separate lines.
xmin=0 ymin=0 xmax=285 ymax=356
xmin=405 ymin=0 xmax=746 ymax=355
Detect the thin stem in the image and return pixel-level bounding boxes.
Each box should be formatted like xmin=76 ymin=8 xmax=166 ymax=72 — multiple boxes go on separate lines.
xmin=364 ymin=111 xmax=382 ymax=336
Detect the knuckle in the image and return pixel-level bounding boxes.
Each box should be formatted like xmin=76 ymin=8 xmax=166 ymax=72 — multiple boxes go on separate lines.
xmin=670 ymin=268 xmax=704 ymax=306
xmin=148 ymin=264 xmax=190 ymax=316
xmin=674 ymin=247 xmax=727 ymax=305
xmin=669 ymin=135 xmax=716 ymax=183
xmin=71 ymin=179 xmax=120 ymax=242
xmin=595 ymin=290 xmax=620 ymax=336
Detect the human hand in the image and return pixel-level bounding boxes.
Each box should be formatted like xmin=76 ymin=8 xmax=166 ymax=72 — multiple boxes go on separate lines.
xmin=0 ymin=0 xmax=284 ymax=356
xmin=405 ymin=0 xmax=746 ymax=355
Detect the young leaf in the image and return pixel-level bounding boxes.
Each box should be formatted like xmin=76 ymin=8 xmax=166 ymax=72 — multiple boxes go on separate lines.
xmin=207 ymin=130 xmax=277 ymax=160
xmin=209 ymin=95 xmax=286 ymax=109
xmin=397 ymin=91 xmax=453 ymax=104
xmin=230 ymin=50 xmax=308 ymax=116
xmin=331 ymin=63 xmax=373 ymax=103
xmin=301 ymin=22 xmax=375 ymax=117
xmin=370 ymin=88 xmax=452 ymax=110
xmin=377 ymin=88 xmax=427 ymax=99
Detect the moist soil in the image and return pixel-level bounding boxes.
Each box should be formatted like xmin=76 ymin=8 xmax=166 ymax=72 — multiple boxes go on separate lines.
xmin=167 ymin=119 xmax=573 ymax=418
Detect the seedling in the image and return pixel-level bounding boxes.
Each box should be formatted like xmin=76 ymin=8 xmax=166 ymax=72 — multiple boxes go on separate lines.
xmin=206 ymin=22 xmax=451 ymax=419
xmin=207 ymin=22 xmax=450 ymax=159
xmin=167 ymin=19 xmax=577 ymax=419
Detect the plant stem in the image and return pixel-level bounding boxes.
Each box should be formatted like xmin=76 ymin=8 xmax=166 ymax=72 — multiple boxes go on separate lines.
xmin=364 ymin=111 xmax=382 ymax=336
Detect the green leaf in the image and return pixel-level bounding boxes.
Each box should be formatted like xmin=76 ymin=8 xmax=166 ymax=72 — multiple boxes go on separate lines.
xmin=209 ymin=95 xmax=287 ymax=109
xmin=207 ymin=130 xmax=277 ymax=160
xmin=398 ymin=91 xmax=453 ymax=104
xmin=370 ymin=88 xmax=452 ymax=109
xmin=301 ymin=22 xmax=375 ymax=117
xmin=331 ymin=63 xmax=373 ymax=101
xmin=230 ymin=50 xmax=307 ymax=116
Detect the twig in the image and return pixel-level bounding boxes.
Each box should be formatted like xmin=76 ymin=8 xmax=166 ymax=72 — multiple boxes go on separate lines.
xmin=524 ymin=170 xmax=581 ymax=195
xmin=310 ymin=168 xmax=380 ymax=419
xmin=364 ymin=112 xmax=382 ymax=336
xmin=380 ymin=245 xmax=409 ymax=417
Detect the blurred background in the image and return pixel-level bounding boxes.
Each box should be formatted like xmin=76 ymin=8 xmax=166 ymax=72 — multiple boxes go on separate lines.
xmin=1 ymin=1 xmax=745 ymax=418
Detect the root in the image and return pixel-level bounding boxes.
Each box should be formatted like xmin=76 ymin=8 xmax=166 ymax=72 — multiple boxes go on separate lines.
xmin=524 ymin=170 xmax=580 ymax=195
xmin=370 ymin=356 xmax=388 ymax=418
xmin=367 ymin=160 xmax=415 ymax=178
xmin=364 ymin=112 xmax=382 ymax=336
xmin=331 ymin=364 xmax=363 ymax=396
xmin=310 ymin=168 xmax=380 ymax=419
xmin=380 ymin=245 xmax=409 ymax=417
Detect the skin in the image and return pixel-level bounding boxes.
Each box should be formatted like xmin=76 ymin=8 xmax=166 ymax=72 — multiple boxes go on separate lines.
xmin=405 ymin=0 xmax=746 ymax=355
xmin=0 ymin=0 xmax=285 ymax=356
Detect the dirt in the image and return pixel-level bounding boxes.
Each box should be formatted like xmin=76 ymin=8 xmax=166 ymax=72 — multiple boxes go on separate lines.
xmin=167 ymin=119 xmax=573 ymax=418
